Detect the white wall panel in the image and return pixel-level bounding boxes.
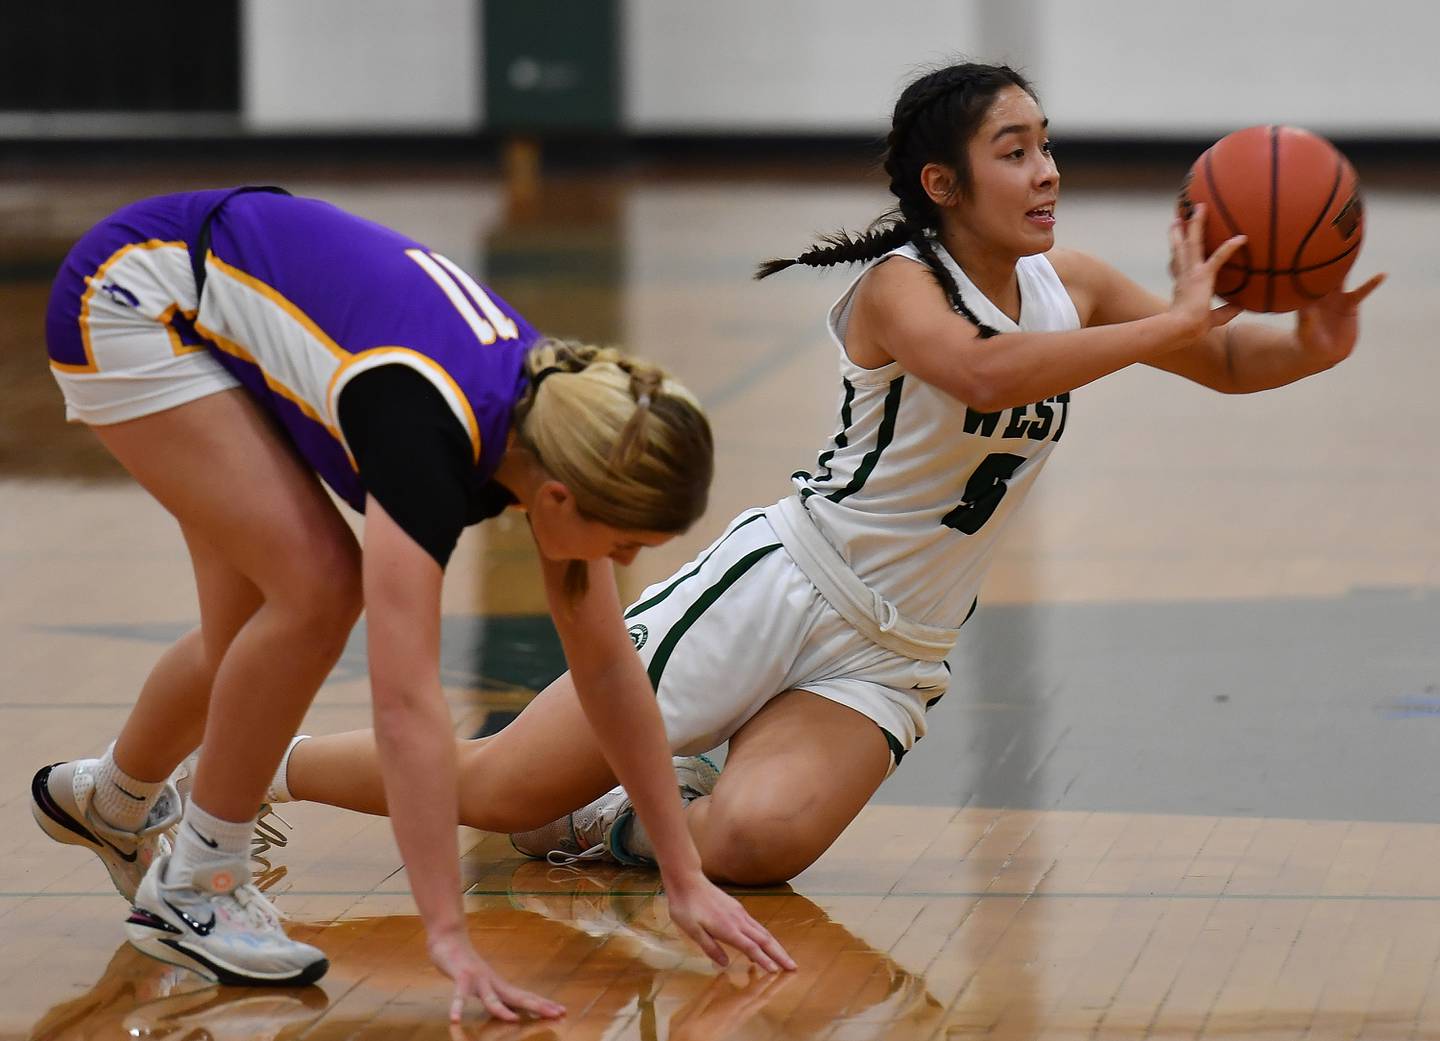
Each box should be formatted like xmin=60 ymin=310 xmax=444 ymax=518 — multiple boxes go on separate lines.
xmin=1040 ymin=0 xmax=1440 ymax=136
xmin=625 ymin=0 xmax=985 ymax=132
xmin=244 ymin=0 xmax=480 ymax=132
xmin=234 ymin=1 xmax=1436 ymax=137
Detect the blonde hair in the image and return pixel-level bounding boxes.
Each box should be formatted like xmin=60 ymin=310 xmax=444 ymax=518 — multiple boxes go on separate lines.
xmin=514 ymin=339 xmax=713 ymax=587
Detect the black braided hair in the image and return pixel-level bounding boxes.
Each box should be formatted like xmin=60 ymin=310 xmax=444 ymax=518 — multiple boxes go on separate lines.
xmin=756 ymin=60 xmax=1034 ymax=339
xmin=754 ymin=221 xmax=914 ymax=280
xmin=910 ymin=231 xmax=1002 ymax=339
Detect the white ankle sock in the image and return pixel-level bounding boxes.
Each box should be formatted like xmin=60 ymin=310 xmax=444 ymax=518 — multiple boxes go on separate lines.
xmin=168 ymin=802 xmax=254 ymax=887
xmin=92 ymin=744 xmax=166 ymax=831
xmin=266 ymin=735 xmax=310 ymax=804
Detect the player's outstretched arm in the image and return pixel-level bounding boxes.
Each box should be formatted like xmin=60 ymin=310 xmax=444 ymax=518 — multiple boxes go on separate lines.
xmin=540 ymin=554 xmax=797 ymax=974
xmin=363 ymin=497 xmax=565 ymax=1023
xmin=854 ymin=206 xmax=1247 ymax=412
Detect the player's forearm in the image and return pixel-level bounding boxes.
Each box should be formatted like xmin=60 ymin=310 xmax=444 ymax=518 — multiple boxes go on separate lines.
xmin=373 ymin=686 xmax=468 ymax=940
xmin=568 ymin=653 xmax=702 ymax=877
xmin=1217 ymin=321 xmax=1338 ymax=394
xmin=946 ymin=312 xmax=1198 ymax=412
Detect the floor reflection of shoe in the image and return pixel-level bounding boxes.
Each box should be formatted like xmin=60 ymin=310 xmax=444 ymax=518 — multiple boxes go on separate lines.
xmin=122 ymin=981 xmax=328 ymax=1040
xmin=25 ymin=942 xmax=201 ymax=1039
xmin=510 ymin=754 xmax=720 ymax=865
xmin=30 ymin=759 xmax=181 ymax=901
xmin=506 ymin=859 xmax=711 ymax=972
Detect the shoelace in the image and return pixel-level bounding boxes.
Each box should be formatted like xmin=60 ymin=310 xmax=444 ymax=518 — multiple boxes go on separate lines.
xmin=541 ymin=808 xmax=612 ymax=866
xmin=251 ymin=805 xmax=291 ymax=891
xmin=230 ymin=883 xmax=286 ymax=931
xmin=546 ymin=845 xmax=608 ymax=866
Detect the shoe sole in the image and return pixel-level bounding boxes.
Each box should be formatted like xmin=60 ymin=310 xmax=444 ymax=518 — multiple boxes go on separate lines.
xmin=31 ymin=763 xmax=144 ymax=901
xmin=125 ymin=908 xmax=329 ymax=987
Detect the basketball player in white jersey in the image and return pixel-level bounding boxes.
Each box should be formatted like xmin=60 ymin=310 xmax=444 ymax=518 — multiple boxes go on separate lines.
xmin=216 ymin=62 xmax=1384 ymax=887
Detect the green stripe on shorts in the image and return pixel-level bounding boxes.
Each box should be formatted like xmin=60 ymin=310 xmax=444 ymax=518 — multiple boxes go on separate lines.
xmin=646 ymin=542 xmax=781 ymax=692
xmin=881 ymin=728 xmax=907 ymax=766
xmin=625 ymin=512 xmax=767 ymax=621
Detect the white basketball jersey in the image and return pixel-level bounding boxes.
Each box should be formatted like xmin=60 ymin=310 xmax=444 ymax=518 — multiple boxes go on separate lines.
xmin=791 ymin=242 xmax=1081 ymax=629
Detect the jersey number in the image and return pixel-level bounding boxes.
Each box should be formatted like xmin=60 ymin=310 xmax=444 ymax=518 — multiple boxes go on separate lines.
xmin=405 ymin=249 xmax=519 ymax=344
xmin=941 ymin=453 xmax=1025 ymax=535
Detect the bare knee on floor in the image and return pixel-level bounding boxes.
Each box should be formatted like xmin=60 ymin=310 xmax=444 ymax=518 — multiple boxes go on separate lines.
xmin=696 ymin=794 xmax=829 ymax=886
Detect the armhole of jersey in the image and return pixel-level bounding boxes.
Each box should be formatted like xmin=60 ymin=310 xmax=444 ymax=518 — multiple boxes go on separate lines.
xmin=327 ymin=347 xmax=481 ymax=466
xmin=825 ymin=249 xmax=923 ymax=386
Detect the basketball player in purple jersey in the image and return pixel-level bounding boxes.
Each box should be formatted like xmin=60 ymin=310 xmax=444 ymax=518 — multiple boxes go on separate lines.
xmin=30 ymin=188 xmax=793 ymax=1022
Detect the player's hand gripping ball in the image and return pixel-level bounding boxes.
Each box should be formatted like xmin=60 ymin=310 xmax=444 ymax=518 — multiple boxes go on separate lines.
xmin=1178 ymin=125 xmax=1364 ymax=313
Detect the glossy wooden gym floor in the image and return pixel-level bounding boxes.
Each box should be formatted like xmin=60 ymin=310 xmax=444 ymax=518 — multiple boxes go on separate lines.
xmin=2 ymin=153 xmax=1438 ymax=1040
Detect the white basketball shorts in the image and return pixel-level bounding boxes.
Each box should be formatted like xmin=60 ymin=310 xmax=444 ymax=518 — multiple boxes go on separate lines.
xmin=47 ymin=234 xmax=239 ymax=426
xmin=625 ymin=508 xmax=950 ymax=771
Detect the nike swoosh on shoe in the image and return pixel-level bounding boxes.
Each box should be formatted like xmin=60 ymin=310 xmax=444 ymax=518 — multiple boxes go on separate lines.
xmin=163 ymin=898 xmax=217 ymax=936
xmin=98 ymin=836 xmax=139 ymax=863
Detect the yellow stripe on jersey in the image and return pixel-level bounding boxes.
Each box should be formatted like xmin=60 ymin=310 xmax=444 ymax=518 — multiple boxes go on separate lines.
xmin=194 ymin=317 xmax=344 ymax=442
xmin=52 ymin=239 xmax=187 ymax=374
xmin=203 ymin=253 xmax=350 ymax=362
xmin=326 ymin=347 xmax=482 ymax=465
xmin=156 ymin=303 xmax=206 ymax=357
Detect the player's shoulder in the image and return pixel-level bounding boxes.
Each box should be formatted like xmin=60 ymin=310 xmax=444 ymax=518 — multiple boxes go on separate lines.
xmin=851 ymin=253 xmax=949 ymax=323
xmin=1043 ymin=246 xmax=1132 ymax=318
xmin=1042 ymin=246 xmax=1112 ymax=289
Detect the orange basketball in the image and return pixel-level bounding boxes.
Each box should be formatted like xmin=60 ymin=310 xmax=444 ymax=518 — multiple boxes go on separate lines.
xmin=1178 ymin=125 xmax=1364 ymax=313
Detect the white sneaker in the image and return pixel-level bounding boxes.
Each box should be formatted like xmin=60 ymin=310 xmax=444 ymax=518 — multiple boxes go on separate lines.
xmin=30 ymin=759 xmax=181 ymax=901
xmin=125 ymin=855 xmax=328 ymax=986
xmin=673 ymin=754 xmax=721 ymax=801
xmin=510 ymin=754 xmax=720 ymax=865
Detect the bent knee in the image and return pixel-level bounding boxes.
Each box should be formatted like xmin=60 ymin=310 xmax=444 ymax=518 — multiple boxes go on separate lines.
xmin=698 ymin=801 xmax=827 ymax=886
xmin=268 ymin=540 xmax=363 ymax=639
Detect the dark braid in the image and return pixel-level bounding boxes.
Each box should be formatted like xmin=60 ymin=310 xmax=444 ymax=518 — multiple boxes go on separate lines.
xmin=755 ymin=221 xmax=914 ymax=279
xmin=910 ymin=231 xmax=1001 ymax=338
xmin=756 ymin=60 xmax=1033 ymax=339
